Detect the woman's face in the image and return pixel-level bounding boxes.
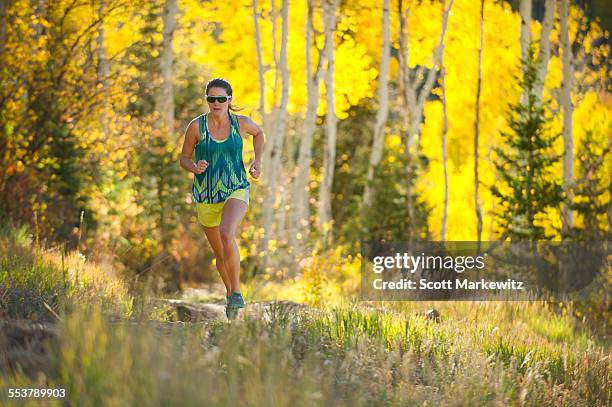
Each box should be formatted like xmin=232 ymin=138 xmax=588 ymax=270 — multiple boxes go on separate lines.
xmin=206 ymin=87 xmax=231 ymax=113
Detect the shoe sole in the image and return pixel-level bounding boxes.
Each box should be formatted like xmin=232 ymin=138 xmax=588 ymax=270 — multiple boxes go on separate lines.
xmin=226 ymin=303 xmax=246 ymax=320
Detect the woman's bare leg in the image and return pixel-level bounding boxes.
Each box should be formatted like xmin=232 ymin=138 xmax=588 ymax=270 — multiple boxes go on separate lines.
xmin=203 ymin=226 xmax=231 ymax=297
xmin=219 ymin=199 xmax=248 ymax=293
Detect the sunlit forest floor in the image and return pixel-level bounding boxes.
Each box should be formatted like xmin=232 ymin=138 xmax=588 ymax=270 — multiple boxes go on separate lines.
xmin=1 ymin=224 xmax=610 ymax=406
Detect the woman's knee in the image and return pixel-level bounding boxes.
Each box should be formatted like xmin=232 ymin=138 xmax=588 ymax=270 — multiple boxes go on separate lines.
xmin=219 ymin=225 xmax=236 ymax=245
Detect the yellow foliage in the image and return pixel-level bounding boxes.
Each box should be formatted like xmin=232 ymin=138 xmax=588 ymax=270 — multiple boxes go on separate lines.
xmin=2 ymin=0 xmax=609 ymax=255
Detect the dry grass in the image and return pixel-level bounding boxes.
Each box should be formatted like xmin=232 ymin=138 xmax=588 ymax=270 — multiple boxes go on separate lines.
xmin=1 ymin=224 xmax=610 ymax=406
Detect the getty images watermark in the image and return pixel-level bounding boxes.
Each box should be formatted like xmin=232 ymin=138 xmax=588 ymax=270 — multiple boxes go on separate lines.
xmin=371 ymin=251 xmax=525 ymax=290
xmin=360 ymin=241 xmax=609 ymax=301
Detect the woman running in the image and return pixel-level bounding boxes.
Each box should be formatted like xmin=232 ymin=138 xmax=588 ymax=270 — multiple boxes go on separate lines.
xmin=179 ymin=78 xmax=264 ymax=319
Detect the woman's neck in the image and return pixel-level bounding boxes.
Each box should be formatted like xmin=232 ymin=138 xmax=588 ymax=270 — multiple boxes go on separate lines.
xmin=208 ymin=110 xmax=229 ymax=127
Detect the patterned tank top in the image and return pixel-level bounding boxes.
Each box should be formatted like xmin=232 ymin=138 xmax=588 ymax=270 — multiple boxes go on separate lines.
xmin=192 ymin=112 xmax=250 ymax=204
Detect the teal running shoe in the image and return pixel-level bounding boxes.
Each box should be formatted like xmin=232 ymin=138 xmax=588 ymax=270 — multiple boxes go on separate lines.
xmin=225 ymin=292 xmax=245 ymax=320
xmin=230 ymin=292 xmax=245 ymax=309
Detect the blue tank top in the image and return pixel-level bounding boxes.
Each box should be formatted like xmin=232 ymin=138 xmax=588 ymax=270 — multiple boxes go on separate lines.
xmin=192 ymin=112 xmax=250 ymax=204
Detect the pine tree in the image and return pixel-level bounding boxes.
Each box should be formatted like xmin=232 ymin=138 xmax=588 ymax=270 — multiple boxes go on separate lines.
xmin=566 ymin=131 xmax=611 ymax=325
xmin=490 ymin=43 xmax=563 ymax=241
xmin=128 ymin=0 xmax=187 ymax=255
xmin=567 ymin=130 xmax=611 ymax=241
xmin=139 ymin=129 xmax=186 ymax=252
xmin=47 ymin=123 xmax=91 ymax=245
xmin=125 ymin=0 xmax=163 ymax=118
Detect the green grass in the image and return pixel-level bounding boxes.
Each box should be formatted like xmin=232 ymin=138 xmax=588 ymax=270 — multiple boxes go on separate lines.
xmin=0 ymin=222 xmax=169 ymax=321
xmin=3 ymin=302 xmax=608 ymax=406
xmin=1 ymin=223 xmax=610 ymax=406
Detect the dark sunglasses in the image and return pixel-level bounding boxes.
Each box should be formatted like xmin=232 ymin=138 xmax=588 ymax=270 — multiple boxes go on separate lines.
xmin=206 ymin=95 xmax=231 ymax=103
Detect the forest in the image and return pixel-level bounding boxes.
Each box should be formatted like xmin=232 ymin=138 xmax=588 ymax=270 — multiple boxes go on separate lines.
xmin=0 ymin=0 xmax=610 ymax=405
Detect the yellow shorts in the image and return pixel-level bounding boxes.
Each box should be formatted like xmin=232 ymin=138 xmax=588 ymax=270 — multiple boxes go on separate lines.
xmin=196 ymin=188 xmax=250 ymax=227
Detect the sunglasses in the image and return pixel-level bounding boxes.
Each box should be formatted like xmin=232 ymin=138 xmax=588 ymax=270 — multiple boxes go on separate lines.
xmin=206 ymin=95 xmax=231 ymax=103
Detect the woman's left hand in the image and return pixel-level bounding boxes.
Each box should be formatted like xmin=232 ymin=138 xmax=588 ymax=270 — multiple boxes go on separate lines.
xmin=249 ymin=160 xmax=261 ymax=179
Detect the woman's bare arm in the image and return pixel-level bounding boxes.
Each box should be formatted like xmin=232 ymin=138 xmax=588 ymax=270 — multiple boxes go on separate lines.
xmin=179 ymin=119 xmax=207 ymax=174
xmin=238 ymin=116 xmax=265 ymax=165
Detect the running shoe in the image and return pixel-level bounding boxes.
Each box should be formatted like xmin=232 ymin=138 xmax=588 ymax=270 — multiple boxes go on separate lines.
xmin=225 ymin=292 xmax=245 ymax=320
xmin=230 ymin=292 xmax=245 ymax=308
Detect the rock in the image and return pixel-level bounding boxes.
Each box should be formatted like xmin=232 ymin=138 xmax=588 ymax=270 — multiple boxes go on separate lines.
xmin=157 ymin=298 xmax=309 ymax=323
xmin=0 ymin=320 xmax=59 ymax=379
xmin=425 ymin=308 xmax=440 ymax=323
xmin=171 ymin=301 xmax=226 ymax=322
xmin=0 ymin=320 xmax=58 ymax=349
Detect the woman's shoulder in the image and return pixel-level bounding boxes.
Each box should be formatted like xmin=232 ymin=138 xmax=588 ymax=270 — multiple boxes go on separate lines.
xmin=235 ymin=114 xmax=259 ymax=129
xmin=188 ymin=113 xmax=205 ymax=127
xmin=233 ymin=114 xmax=262 ymax=138
xmin=186 ymin=114 xmax=205 ymax=142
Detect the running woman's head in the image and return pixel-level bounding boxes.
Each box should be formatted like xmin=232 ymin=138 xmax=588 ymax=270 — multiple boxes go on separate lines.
xmin=205 ymin=78 xmax=242 ymax=113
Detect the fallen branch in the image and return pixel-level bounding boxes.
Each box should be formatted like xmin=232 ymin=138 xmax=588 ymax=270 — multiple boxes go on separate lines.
xmin=43 ymin=302 xmax=63 ymax=322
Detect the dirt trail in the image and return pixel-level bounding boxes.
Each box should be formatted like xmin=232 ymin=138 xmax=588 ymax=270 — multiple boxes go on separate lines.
xmin=156 ymin=286 xmax=305 ymax=322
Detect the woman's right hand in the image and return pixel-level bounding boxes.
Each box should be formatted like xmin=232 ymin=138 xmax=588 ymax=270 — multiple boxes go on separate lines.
xmin=194 ymin=160 xmax=209 ymax=174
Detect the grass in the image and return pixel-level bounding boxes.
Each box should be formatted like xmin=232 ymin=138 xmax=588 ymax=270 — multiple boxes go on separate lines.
xmin=0 ymin=223 xmax=610 ymax=406
xmin=2 ymin=302 xmax=609 ymax=406
xmin=0 ymin=222 xmax=175 ymax=322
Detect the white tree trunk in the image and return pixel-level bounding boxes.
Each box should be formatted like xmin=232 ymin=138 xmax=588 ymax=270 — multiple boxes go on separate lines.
xmin=439 ymin=0 xmax=454 ymax=242
xmin=519 ymin=0 xmax=532 ymax=105
xmin=397 ymin=0 xmax=416 ymax=234
xmin=560 ymin=0 xmax=574 ymax=235
xmin=411 ymin=0 xmax=453 ymax=152
xmin=534 ymin=0 xmax=556 ymax=104
xmin=261 ymin=0 xmax=290 ymax=260
xmin=252 ymin=0 xmax=271 ymax=269
xmin=397 ymin=0 xmax=453 ymax=238
xmin=363 ymin=0 xmax=391 ymax=208
xmin=397 ymin=0 xmax=409 ymax=108
xmin=519 ymin=0 xmax=532 ymax=61
xmin=271 ymin=0 xmax=279 ymax=110
xmin=440 ymin=63 xmax=449 ymax=241
xmin=252 ymin=0 xmax=268 ymax=133
xmin=273 ymin=0 xmax=290 ymax=233
xmin=317 ymin=0 xmax=340 ymax=245
xmin=263 ymin=0 xmax=279 ymax=167
xmin=474 ymin=0 xmax=484 ymax=247
xmin=156 ymin=0 xmax=177 ymax=133
xmin=291 ymin=0 xmax=323 ymax=254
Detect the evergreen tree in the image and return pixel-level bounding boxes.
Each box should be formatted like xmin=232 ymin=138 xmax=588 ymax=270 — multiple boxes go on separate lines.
xmin=125 ymin=0 xmax=163 ymax=119
xmin=139 ymin=128 xmax=187 ymax=252
xmin=362 ymin=149 xmax=431 ymax=243
xmin=127 ymin=0 xmax=188 ymax=256
xmin=490 ymin=43 xmax=563 ymax=241
xmin=566 ymin=131 xmax=611 ymax=326
xmin=567 ymin=130 xmax=611 ymax=241
xmin=334 ymin=102 xmax=431 ymax=251
xmin=47 ymin=123 xmax=91 ymax=245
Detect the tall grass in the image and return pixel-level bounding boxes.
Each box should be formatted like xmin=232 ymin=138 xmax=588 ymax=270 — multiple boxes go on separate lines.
xmin=2 ymin=302 xmax=609 ymax=406
xmin=1 ymin=223 xmax=610 ymax=405
xmin=0 ymin=222 xmax=135 ymax=320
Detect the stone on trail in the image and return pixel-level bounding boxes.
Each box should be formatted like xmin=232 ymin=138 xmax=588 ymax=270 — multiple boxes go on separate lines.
xmin=157 ymin=298 xmax=308 ymax=323
xmin=165 ymin=300 xmax=226 ymax=322
xmin=425 ymin=308 xmax=441 ymax=323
